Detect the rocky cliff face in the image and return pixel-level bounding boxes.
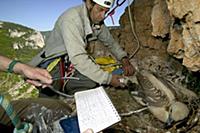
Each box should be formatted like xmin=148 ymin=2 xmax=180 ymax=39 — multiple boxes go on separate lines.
xmin=166 ymin=0 xmax=200 ymax=72
xmin=90 ymin=0 xmax=199 ymax=92
xmin=118 ymin=0 xmax=200 ymax=72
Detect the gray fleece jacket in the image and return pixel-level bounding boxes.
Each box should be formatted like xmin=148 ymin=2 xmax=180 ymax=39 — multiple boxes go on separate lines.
xmin=29 ymin=3 xmax=127 ymax=85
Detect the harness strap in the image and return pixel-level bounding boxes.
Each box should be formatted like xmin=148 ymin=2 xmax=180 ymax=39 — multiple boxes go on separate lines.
xmin=45 ymin=56 xmax=75 ymax=92
xmin=59 ymin=57 xmax=66 ymax=88
xmin=108 ymin=10 xmax=115 ymax=25
xmin=46 ymin=58 xmax=61 ymax=72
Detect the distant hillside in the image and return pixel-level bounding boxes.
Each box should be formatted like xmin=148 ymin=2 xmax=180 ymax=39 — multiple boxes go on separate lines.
xmin=0 ymin=21 xmax=45 ymax=62
xmin=0 ymin=21 xmax=45 ymax=99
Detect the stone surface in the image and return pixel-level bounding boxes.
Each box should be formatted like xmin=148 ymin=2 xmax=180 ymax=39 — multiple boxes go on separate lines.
xmin=166 ymin=0 xmax=200 ymax=71
xmin=151 ymin=0 xmax=170 ymax=38
xmin=114 ymin=0 xmax=200 ymax=71
xmin=91 ymin=0 xmax=200 ymax=75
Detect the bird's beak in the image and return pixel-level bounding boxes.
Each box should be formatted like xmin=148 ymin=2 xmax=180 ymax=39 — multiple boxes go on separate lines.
xmin=165 ymin=113 xmax=174 ymax=128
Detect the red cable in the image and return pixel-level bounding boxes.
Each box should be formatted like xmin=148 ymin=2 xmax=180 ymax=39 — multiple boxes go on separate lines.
xmin=59 ymin=57 xmax=65 ymax=88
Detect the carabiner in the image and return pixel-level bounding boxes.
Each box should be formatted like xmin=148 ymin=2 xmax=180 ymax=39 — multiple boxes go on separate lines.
xmin=116 ymin=0 xmax=126 ymax=6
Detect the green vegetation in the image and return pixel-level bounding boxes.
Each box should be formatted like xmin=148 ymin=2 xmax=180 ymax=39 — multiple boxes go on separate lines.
xmin=0 ymin=21 xmax=40 ymax=59
xmin=0 ymin=21 xmax=41 ymax=100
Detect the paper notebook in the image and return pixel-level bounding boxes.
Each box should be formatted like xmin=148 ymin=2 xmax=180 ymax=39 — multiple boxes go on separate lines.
xmin=75 ymin=86 xmax=121 ymax=133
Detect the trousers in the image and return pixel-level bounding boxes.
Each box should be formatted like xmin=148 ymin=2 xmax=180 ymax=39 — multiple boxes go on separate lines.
xmin=0 ymin=98 xmax=72 ymax=126
xmin=40 ymin=62 xmax=98 ymax=97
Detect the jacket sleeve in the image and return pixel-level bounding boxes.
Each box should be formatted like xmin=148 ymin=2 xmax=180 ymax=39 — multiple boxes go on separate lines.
xmin=59 ymin=19 xmax=112 ymax=85
xmin=98 ymin=25 xmax=127 ymax=61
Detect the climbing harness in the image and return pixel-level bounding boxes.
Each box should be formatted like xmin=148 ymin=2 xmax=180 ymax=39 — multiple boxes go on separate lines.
xmin=39 ymin=56 xmax=77 ymax=98
xmin=0 ymin=95 xmax=33 ymax=133
xmin=104 ymin=0 xmax=127 ymax=25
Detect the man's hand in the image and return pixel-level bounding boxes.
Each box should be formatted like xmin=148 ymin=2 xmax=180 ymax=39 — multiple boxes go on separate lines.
xmin=121 ymin=57 xmax=135 ymax=76
xmin=83 ymin=129 xmax=94 ymax=133
xmin=17 ymin=63 xmax=53 ymax=87
xmin=110 ymin=74 xmax=123 ymax=87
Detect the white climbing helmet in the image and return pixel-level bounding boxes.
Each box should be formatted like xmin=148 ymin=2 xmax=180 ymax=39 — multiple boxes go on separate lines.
xmin=92 ymin=0 xmax=115 ymax=8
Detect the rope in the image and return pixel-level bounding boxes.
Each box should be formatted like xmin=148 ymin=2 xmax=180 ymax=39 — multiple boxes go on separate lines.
xmin=127 ymin=0 xmax=140 ymax=59
xmin=48 ymin=85 xmax=74 ymax=99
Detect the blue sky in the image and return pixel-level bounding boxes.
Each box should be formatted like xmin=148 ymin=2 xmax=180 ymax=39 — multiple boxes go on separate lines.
xmin=0 ymin=0 xmax=132 ymax=31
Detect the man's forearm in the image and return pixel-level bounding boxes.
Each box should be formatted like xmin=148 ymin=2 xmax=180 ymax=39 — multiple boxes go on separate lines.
xmin=0 ymin=55 xmax=24 ymax=74
xmin=0 ymin=55 xmax=13 ymax=72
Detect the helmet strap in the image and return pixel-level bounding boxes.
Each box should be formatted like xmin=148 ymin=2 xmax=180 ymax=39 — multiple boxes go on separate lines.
xmin=85 ymin=0 xmax=95 ymax=12
xmin=85 ymin=0 xmax=104 ymax=25
xmin=85 ymin=0 xmax=96 ymax=23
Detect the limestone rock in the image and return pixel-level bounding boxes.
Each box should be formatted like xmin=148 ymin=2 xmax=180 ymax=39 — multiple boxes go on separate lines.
xmin=166 ymin=0 xmax=200 ymax=71
xmin=91 ymin=0 xmax=200 ymax=72
xmin=167 ymin=27 xmax=184 ymax=59
xmin=151 ymin=0 xmax=170 ymax=38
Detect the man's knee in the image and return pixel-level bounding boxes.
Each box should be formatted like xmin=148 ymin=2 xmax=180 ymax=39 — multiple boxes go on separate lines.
xmin=64 ymin=79 xmax=98 ymax=95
